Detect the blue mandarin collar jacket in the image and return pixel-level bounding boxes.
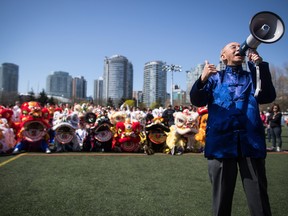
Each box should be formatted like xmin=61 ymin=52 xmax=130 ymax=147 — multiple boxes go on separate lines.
xmin=190 ymin=62 xmax=276 ymax=159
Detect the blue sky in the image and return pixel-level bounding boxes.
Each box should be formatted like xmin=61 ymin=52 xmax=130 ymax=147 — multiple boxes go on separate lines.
xmin=1 ymin=0 xmax=287 ymax=96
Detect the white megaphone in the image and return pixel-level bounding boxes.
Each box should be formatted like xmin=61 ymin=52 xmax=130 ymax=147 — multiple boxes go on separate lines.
xmin=239 ymin=11 xmax=285 ymax=97
xmin=239 ymin=11 xmax=285 ymax=56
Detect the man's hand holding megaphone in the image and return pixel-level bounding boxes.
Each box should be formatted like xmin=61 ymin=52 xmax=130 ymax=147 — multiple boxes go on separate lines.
xmin=248 ymin=49 xmax=263 ymax=65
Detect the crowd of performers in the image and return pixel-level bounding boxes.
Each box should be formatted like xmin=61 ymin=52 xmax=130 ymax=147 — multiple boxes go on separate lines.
xmin=0 ymin=101 xmax=208 ymax=155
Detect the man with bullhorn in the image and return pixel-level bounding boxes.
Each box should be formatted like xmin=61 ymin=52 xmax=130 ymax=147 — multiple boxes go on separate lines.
xmin=190 ymin=41 xmax=275 ymax=215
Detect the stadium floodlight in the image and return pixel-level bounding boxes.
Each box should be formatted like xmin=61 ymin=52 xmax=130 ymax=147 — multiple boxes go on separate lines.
xmin=162 ymin=63 xmax=182 ymax=106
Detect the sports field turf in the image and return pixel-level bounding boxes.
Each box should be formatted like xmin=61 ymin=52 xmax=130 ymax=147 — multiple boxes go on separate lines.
xmin=1 ymin=127 xmax=288 ymax=216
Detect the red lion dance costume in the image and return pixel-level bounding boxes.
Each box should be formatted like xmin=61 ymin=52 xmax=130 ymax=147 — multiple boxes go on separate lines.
xmin=12 ymin=101 xmax=51 ymax=154
xmin=0 ymin=106 xmax=17 ymax=154
xmin=112 ymin=117 xmax=142 ymax=152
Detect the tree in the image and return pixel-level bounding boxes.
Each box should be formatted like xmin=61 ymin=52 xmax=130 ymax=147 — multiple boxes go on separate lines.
xmin=260 ymin=64 xmax=288 ymax=112
xmin=27 ymin=89 xmax=36 ymax=101
xmin=138 ymin=102 xmax=146 ymax=110
xmin=118 ymin=97 xmax=126 ymax=108
xmin=37 ymin=89 xmax=49 ymax=106
xmin=124 ymin=99 xmax=135 ymax=107
xmin=0 ymin=91 xmax=18 ymax=106
xmin=274 ymin=74 xmax=288 ymax=111
xmin=106 ymin=97 xmax=114 ymax=108
xmin=48 ymin=96 xmax=56 ymax=105
xmin=150 ymin=101 xmax=161 ymax=109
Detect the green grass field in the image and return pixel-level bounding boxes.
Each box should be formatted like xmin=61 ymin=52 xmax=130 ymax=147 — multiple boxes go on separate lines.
xmin=0 ymin=127 xmax=287 ymax=216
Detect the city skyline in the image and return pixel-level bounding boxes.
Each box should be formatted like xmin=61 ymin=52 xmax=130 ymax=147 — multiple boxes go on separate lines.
xmin=1 ymin=0 xmax=287 ymax=96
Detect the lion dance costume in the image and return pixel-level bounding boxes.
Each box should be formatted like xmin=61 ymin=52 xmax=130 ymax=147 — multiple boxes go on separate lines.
xmin=12 ymin=101 xmax=51 ymax=154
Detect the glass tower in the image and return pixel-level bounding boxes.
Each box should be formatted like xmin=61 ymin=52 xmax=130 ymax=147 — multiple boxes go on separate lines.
xmin=46 ymin=71 xmax=72 ymax=98
xmin=143 ymin=61 xmax=167 ymax=107
xmin=103 ymin=55 xmax=133 ymax=106
xmin=186 ymin=63 xmax=205 ymax=103
xmin=0 ymin=63 xmax=19 ymax=93
xmin=94 ymin=77 xmax=103 ymax=105
xmin=72 ymin=76 xmax=87 ymax=99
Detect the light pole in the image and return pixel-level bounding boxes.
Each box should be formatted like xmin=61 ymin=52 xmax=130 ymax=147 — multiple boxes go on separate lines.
xmin=0 ymin=88 xmax=4 ymax=104
xmin=162 ymin=63 xmax=182 ymax=106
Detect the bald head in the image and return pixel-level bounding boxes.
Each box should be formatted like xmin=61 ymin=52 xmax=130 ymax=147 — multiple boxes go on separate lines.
xmin=220 ymin=42 xmax=244 ymax=65
xmin=221 ymin=42 xmax=240 ymax=55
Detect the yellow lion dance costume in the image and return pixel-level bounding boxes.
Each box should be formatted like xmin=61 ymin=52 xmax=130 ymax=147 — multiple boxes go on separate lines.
xmin=165 ymin=110 xmax=199 ymax=155
xmin=194 ymin=106 xmax=208 ymax=152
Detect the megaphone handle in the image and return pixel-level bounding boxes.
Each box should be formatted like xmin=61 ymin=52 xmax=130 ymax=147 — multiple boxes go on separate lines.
xmin=254 ymin=65 xmax=261 ymax=97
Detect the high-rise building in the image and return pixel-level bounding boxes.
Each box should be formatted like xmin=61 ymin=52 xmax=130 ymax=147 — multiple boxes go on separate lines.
xmin=143 ymin=61 xmax=167 ymax=107
xmin=103 ymin=55 xmax=133 ymax=106
xmin=126 ymin=62 xmax=133 ymax=100
xmin=94 ymin=77 xmax=103 ymax=105
xmin=172 ymin=84 xmax=186 ymax=106
xmin=133 ymin=90 xmax=143 ymax=107
xmin=186 ymin=63 xmax=205 ymax=103
xmin=72 ymin=76 xmax=87 ymax=99
xmin=46 ymin=71 xmax=72 ymax=98
xmin=166 ymin=84 xmax=188 ymax=106
xmin=0 ymin=63 xmax=19 ymax=93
